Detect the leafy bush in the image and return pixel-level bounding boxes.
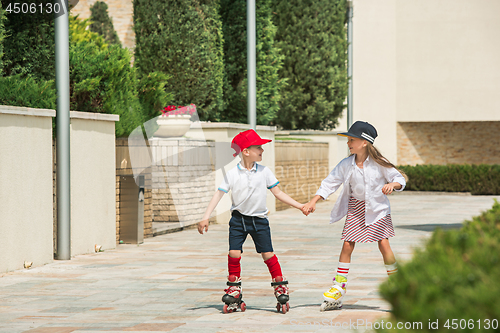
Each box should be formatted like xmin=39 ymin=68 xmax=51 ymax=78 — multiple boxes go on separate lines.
xmin=378 ymin=200 xmax=500 ymax=332
xmin=271 ymin=0 xmax=348 ymax=130
xmin=0 ymin=75 xmax=56 ymax=109
xmin=2 ymin=0 xmax=55 ymax=81
xmin=219 ymin=0 xmax=285 ymax=125
xmin=0 ymin=4 xmax=6 ymax=72
xmin=399 ymin=164 xmax=500 ymax=195
xmin=133 ymin=0 xmax=224 ymax=122
xmin=69 ymin=16 xmax=152 ymax=137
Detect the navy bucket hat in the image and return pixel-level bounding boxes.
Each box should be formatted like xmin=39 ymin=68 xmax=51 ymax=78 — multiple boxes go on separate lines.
xmin=338 ymin=121 xmax=377 ymax=144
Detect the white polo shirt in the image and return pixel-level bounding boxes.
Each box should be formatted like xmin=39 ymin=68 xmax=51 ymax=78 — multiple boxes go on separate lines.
xmin=218 ymin=162 xmax=279 ymax=218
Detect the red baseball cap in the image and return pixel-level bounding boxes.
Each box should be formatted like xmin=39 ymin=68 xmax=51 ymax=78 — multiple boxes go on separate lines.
xmin=231 ymin=129 xmax=272 ymax=157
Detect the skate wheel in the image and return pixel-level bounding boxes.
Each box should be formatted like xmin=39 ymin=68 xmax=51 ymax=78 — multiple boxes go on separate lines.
xmin=320 ymin=301 xmax=327 ymax=312
xmin=240 ymin=302 xmax=246 ymax=312
xmin=276 ymin=303 xmax=281 ymax=312
xmin=223 ymin=304 xmax=229 ymax=314
xmin=286 ymin=302 xmax=290 ymax=312
xmin=282 ymin=303 xmax=287 ymax=314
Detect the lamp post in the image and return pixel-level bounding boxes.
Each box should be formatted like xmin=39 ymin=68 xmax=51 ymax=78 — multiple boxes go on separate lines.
xmin=247 ymin=0 xmax=256 ymax=130
xmin=55 ymin=0 xmax=71 ymax=260
xmin=346 ymin=1 xmax=353 ymax=130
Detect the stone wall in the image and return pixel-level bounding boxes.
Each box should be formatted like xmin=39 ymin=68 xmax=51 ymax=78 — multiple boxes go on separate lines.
xmin=275 ymin=141 xmax=329 ymax=211
xmin=397 ymin=121 xmax=500 ymax=166
xmin=149 ymin=138 xmax=216 ymax=235
xmin=70 ymin=0 xmax=135 ymax=50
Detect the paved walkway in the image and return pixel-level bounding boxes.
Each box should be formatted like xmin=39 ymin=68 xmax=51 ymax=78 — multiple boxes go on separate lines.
xmin=1 ymin=193 xmax=499 ymax=333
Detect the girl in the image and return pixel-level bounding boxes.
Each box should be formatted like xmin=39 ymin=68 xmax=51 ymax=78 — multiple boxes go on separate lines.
xmin=302 ymin=121 xmax=407 ymax=311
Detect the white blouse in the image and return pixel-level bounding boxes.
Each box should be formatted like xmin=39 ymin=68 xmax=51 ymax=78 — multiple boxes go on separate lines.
xmin=316 ymin=155 xmax=406 ymax=225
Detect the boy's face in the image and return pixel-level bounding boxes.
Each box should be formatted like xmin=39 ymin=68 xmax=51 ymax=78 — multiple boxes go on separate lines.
xmin=243 ymin=145 xmax=264 ymax=162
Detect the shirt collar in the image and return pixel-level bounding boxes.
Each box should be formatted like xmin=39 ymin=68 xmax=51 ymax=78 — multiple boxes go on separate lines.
xmin=238 ymin=161 xmax=258 ymax=172
xmin=351 ymin=154 xmax=370 ymax=166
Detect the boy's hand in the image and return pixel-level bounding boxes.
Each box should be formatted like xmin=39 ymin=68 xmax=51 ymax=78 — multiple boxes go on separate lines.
xmin=197 ymin=219 xmax=209 ymax=234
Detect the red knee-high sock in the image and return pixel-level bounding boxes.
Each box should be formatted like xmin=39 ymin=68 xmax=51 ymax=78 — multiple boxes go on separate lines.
xmin=228 ymin=255 xmax=241 ymax=278
xmin=265 ymin=255 xmax=283 ymax=279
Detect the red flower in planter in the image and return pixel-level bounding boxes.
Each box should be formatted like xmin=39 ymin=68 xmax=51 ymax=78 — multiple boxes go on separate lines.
xmin=161 ymin=104 xmax=196 ymax=117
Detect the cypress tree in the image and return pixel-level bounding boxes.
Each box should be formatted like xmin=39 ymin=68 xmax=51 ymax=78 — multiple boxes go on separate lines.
xmin=219 ymin=0 xmax=285 ymax=125
xmin=133 ymin=0 xmax=225 ymax=121
xmin=272 ymin=0 xmax=348 ymax=130
xmin=89 ymin=1 xmax=122 ymax=47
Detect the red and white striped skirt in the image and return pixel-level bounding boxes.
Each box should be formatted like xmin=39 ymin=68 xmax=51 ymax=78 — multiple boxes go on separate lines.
xmin=341 ymin=197 xmax=395 ymax=243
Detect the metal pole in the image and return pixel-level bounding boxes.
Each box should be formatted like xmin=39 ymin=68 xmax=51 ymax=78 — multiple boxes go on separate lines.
xmin=55 ymin=0 xmax=71 ymax=260
xmin=247 ymin=0 xmax=257 ymax=130
xmin=346 ymin=1 xmax=353 ymax=130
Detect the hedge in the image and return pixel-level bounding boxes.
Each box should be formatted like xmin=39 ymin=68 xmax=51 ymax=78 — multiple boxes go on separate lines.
xmin=399 ymin=164 xmax=500 ymax=195
xmin=377 ymin=200 xmax=500 ymax=332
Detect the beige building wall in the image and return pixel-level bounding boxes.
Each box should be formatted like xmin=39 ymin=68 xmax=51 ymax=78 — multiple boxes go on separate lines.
xmin=349 ymin=0 xmax=500 ymax=165
xmin=0 ymin=107 xmax=56 ymax=273
xmin=70 ymin=0 xmax=135 ymax=50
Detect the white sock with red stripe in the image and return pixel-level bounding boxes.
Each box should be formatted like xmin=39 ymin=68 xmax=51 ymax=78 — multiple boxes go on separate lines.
xmin=336 ymin=262 xmax=350 ymax=279
xmin=385 ymin=262 xmax=398 ymax=276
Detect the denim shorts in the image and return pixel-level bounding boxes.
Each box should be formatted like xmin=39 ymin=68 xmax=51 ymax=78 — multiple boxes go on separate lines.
xmin=228 ymin=210 xmax=274 ymax=253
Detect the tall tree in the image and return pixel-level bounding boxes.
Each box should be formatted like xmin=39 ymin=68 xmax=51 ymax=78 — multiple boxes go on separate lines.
xmin=133 ymin=0 xmax=225 ymax=121
xmin=219 ymin=0 xmax=285 ymax=125
xmin=89 ymin=1 xmax=122 ymax=47
xmin=272 ymin=0 xmax=348 ymax=130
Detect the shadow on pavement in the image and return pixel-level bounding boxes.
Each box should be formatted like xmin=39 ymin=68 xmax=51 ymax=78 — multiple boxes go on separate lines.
xmin=396 ymin=223 xmax=463 ymax=232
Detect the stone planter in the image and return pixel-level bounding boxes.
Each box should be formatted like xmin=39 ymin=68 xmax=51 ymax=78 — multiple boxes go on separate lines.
xmin=154 ymin=115 xmax=192 ymax=138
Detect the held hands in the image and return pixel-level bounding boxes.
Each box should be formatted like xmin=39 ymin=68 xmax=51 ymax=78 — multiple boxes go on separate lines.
xmin=197 ymin=219 xmax=209 ymax=234
xmin=301 ymin=201 xmax=316 ymax=216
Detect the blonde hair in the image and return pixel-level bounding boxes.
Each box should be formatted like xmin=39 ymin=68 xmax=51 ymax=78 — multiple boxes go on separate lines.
xmin=358 ymin=143 xmax=408 ymax=182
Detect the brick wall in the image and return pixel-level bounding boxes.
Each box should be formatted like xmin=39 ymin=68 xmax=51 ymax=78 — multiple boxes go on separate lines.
xmin=398 ymin=121 xmax=500 ymax=166
xmin=275 ymin=141 xmax=329 ymax=211
xmin=71 ymin=0 xmax=135 ymax=50
xmin=149 ymin=139 xmax=216 ymax=235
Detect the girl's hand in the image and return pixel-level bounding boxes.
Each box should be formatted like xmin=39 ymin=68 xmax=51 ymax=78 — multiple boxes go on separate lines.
xmin=197 ymin=219 xmax=209 ymax=234
xmin=382 ymin=183 xmax=396 ymax=195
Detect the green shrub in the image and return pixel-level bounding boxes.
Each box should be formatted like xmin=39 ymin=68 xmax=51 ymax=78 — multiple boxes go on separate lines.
xmin=89 ymin=1 xmax=122 ymax=46
xmin=271 ymin=0 xmax=348 ymax=130
xmin=69 ymin=16 xmax=145 ymax=137
xmin=2 ymin=0 xmax=55 ymax=81
xmin=0 ymin=4 xmax=6 ymax=72
xmin=133 ymin=0 xmax=224 ymax=122
xmin=399 ymin=164 xmax=500 ymax=195
xmin=219 ymin=0 xmax=285 ymax=125
xmin=0 ymin=75 xmax=56 ymax=109
xmin=378 ymin=200 xmax=500 ymax=332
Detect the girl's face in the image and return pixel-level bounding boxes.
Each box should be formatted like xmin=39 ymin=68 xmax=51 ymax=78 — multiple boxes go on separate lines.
xmin=347 ymin=136 xmax=368 ymax=155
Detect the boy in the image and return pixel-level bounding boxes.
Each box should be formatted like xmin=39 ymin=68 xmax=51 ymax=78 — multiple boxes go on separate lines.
xmin=197 ymin=129 xmax=304 ymax=314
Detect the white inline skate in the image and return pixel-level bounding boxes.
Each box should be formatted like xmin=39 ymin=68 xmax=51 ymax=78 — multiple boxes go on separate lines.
xmin=272 ymin=276 xmax=290 ymax=314
xmin=222 ymin=275 xmax=246 ymax=313
xmin=320 ymin=275 xmax=347 ymax=311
